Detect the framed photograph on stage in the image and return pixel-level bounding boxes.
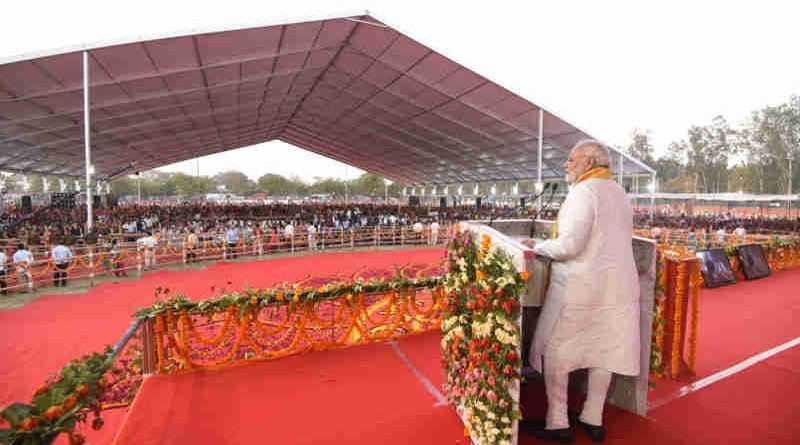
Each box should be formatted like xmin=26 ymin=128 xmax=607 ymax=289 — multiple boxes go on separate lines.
xmin=736 ymin=244 xmax=771 ymax=280
xmin=696 ymin=249 xmax=737 ymax=288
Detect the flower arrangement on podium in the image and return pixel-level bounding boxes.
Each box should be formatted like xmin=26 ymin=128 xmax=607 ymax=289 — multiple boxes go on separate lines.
xmin=441 ymin=229 xmax=526 ymax=445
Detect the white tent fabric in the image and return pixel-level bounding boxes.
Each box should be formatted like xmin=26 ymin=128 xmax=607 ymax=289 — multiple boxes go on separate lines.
xmin=0 ymin=13 xmax=654 ymax=184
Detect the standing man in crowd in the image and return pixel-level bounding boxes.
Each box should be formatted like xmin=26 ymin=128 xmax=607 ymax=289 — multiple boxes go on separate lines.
xmin=523 ymin=140 xmax=640 ymax=443
xmin=12 ymin=243 xmax=35 ymax=292
xmin=0 ymin=247 xmax=7 ymax=295
xmin=139 ymin=232 xmax=157 ymax=270
xmin=429 ymin=220 xmax=440 ymax=246
xmin=226 ymin=224 xmax=240 ymax=259
xmin=51 ymin=238 xmax=74 ymax=287
xmin=185 ymin=229 xmax=199 ymax=264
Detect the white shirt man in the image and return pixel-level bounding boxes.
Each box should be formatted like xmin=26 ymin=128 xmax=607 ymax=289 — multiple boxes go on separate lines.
xmin=524 ymin=140 xmax=639 ymax=442
xmin=0 ymin=250 xmax=7 ymax=294
xmin=51 ymin=243 xmax=74 ymax=287
xmin=225 ymin=227 xmax=240 ymax=259
xmin=139 ymin=234 xmax=158 ymax=269
xmin=307 ymin=224 xmax=318 ymax=251
xmin=429 ymin=221 xmax=440 ymax=245
xmin=716 ymin=228 xmax=728 ymax=244
xmin=12 ymin=244 xmax=34 ymax=291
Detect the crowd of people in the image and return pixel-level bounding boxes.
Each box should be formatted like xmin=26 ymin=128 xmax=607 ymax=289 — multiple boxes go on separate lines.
xmin=0 ymin=201 xmax=539 ymax=247
xmin=634 ymin=210 xmax=800 ymax=235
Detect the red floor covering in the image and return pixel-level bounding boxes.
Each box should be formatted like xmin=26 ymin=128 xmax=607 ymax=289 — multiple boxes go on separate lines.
xmin=0 ymin=248 xmax=444 ymax=444
xmin=112 ymin=335 xmax=465 ymax=445
xmin=4 ymin=254 xmax=800 ymax=444
xmin=648 ymin=267 xmax=800 ymax=403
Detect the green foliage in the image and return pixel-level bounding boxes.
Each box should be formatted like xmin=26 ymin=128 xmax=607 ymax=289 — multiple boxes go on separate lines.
xmin=213 ymin=171 xmax=254 ymax=195
xmin=256 ymin=173 xmax=306 ymax=196
xmin=0 ymin=346 xmax=114 ymax=444
xmin=134 ymin=275 xmax=443 ymax=319
xmin=350 ymin=173 xmax=386 ymax=197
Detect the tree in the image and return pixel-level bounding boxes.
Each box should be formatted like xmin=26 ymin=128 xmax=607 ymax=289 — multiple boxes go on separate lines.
xmin=350 ymin=173 xmax=386 ymax=197
xmin=307 ymin=177 xmax=346 ymax=196
xmin=169 ymin=173 xmax=216 ymax=195
xmin=256 ymin=173 xmax=306 ymax=196
xmin=110 ymin=176 xmax=138 ymax=196
xmin=625 ymin=129 xmax=656 ymax=165
xmin=213 ymin=171 xmax=254 ymax=195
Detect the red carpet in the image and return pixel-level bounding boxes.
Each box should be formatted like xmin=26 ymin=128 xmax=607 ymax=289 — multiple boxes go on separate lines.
xmin=0 ymin=249 xmax=444 ymax=444
xmin=648 ymin=267 xmax=800 ymax=402
xmin=112 ymin=334 xmax=464 ymax=445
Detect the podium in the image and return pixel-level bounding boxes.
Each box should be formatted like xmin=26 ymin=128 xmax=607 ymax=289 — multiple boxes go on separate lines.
xmin=459 ymin=219 xmax=657 ymax=416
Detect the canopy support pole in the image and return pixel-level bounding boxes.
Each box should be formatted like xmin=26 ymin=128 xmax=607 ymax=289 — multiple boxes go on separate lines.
xmin=83 ymin=50 xmax=93 ymax=234
xmin=650 ymin=173 xmax=656 ymax=224
xmin=536 ymin=108 xmax=544 ymax=208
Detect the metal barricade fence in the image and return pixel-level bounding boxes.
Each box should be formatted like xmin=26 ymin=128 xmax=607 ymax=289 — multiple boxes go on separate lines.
xmin=0 ymin=224 xmax=453 ymax=293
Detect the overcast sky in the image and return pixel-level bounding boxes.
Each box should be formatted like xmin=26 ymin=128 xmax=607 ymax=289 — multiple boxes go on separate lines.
xmin=2 ymin=1 xmax=797 ymax=182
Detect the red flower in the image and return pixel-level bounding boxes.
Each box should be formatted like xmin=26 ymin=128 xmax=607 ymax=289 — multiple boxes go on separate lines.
xmin=61 ymin=395 xmax=78 ymax=411
xmin=17 ymin=417 xmax=39 ymax=432
xmin=493 ymin=343 xmax=501 ymax=354
xmin=494 ymin=287 xmax=504 ymax=297
xmin=33 ymin=384 xmax=51 ymax=397
xmin=75 ymin=384 xmax=89 ymax=397
xmin=43 ymin=405 xmax=63 ymax=421
xmin=507 ymin=351 xmax=517 ymax=362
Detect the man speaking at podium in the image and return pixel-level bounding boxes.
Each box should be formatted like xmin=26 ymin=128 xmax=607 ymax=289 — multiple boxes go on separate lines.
xmin=523 ymin=140 xmax=639 ymax=443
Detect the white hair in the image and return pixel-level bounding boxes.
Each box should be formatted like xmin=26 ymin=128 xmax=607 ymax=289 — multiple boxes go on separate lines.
xmin=573 ymin=139 xmax=611 ymax=168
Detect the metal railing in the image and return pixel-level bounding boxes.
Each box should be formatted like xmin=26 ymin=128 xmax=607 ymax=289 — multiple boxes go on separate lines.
xmin=0 ymin=224 xmax=453 ymax=293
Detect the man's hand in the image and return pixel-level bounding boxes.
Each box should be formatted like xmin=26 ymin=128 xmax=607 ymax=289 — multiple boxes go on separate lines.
xmin=522 ymin=239 xmax=537 ymax=248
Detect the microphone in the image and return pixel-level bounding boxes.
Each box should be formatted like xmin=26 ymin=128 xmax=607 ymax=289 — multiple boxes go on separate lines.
xmin=539 ymin=183 xmax=560 ymax=217
xmin=529 ymin=183 xmax=552 ymax=238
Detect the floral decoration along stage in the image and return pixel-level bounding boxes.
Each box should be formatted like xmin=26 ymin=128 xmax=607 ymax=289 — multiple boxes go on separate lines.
xmin=441 ymin=229 xmax=527 ymax=445
xmin=0 ymin=348 xmax=114 ymax=445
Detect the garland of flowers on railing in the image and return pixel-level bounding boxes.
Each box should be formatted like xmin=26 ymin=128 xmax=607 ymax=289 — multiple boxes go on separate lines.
xmin=440 ymin=230 xmax=526 ymax=445
xmin=649 ymin=252 xmax=668 ymax=379
xmin=0 ymin=347 xmax=114 ymax=445
xmin=134 ymin=273 xmax=443 ymax=319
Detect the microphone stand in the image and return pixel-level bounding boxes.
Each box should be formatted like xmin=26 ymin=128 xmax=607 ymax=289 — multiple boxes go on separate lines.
xmin=529 ymin=183 xmax=552 ymax=238
xmin=538 ymin=184 xmax=560 ymax=221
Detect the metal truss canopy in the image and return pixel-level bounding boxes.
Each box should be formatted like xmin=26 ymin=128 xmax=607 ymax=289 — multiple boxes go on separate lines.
xmin=0 ymin=13 xmax=654 ymax=185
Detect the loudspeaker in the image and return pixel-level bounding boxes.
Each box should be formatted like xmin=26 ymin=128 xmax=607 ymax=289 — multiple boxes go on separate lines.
xmin=408 ymin=196 xmax=420 ymax=207
xmin=476 ymin=197 xmax=482 ymax=209
xmin=21 ymin=195 xmax=32 ymax=213
xmin=93 ymin=195 xmax=101 ymax=209
xmin=519 ymin=197 xmax=526 ymax=208
xmin=439 ymin=197 xmax=447 ymax=209
xmin=51 ymin=192 xmax=76 ymax=210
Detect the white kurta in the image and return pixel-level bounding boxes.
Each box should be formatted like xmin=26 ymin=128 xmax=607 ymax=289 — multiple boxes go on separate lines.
xmin=530 ymin=178 xmax=640 ymax=376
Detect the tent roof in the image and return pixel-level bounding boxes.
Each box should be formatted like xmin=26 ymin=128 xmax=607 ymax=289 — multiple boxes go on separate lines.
xmin=0 ymin=12 xmax=654 ymax=185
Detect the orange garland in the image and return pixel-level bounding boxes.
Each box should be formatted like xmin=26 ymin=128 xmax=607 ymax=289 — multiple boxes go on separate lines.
xmin=152 ymin=286 xmax=445 ymax=374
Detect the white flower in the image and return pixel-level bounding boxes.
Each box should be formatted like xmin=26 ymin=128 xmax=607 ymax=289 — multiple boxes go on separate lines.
xmin=503 ymin=427 xmax=512 ymax=435
xmin=501 ymin=416 xmax=510 ymax=424
xmin=500 ymin=440 xmax=511 ymax=445
xmin=491 ymin=428 xmax=501 ymax=435
xmin=487 ymin=412 xmax=496 ymax=420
